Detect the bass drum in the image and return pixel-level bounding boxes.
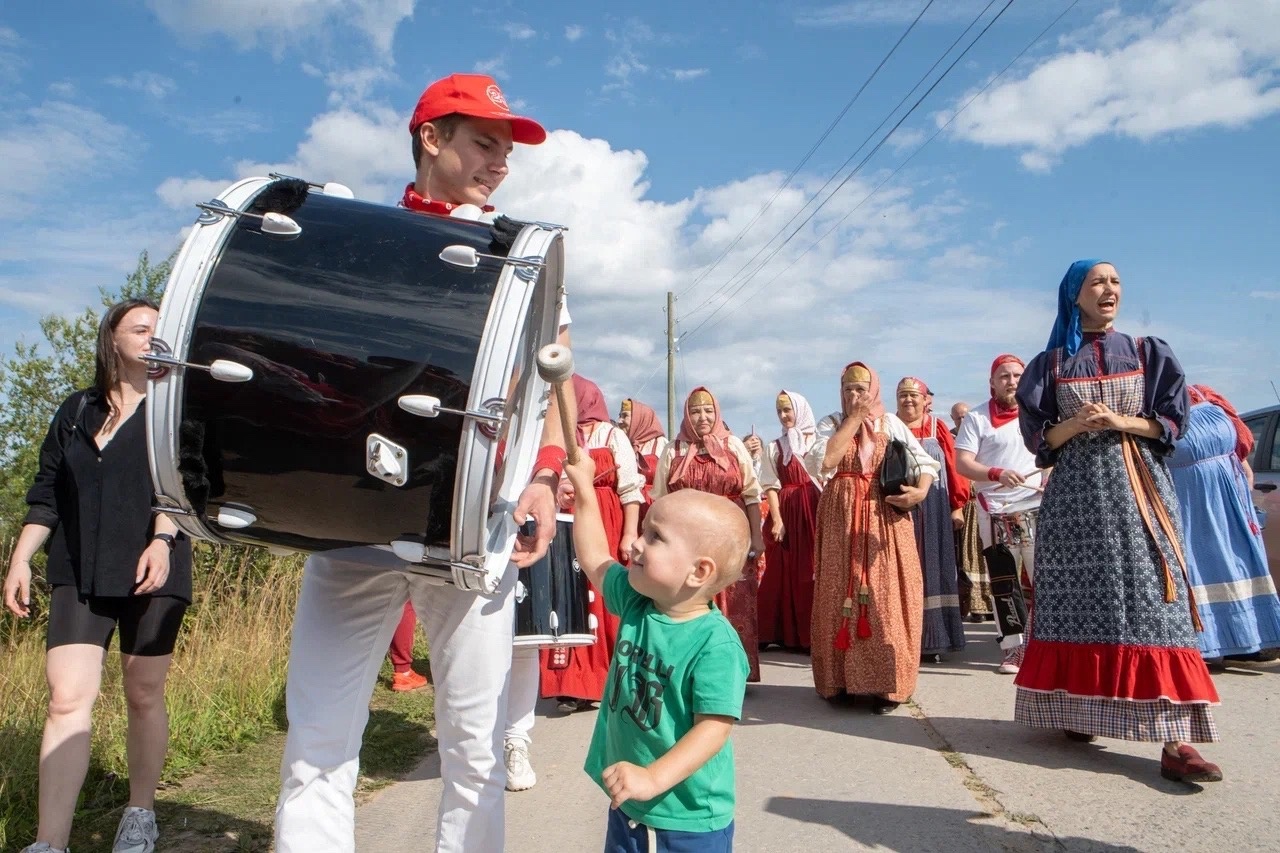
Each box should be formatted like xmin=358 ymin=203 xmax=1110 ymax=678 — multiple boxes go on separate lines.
xmin=514 ymin=514 xmax=596 ymax=648
xmin=147 ymin=176 xmax=563 ymax=592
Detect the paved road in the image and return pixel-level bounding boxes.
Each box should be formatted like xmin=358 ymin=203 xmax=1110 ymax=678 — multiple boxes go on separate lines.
xmin=356 ymin=623 xmax=1279 ymax=851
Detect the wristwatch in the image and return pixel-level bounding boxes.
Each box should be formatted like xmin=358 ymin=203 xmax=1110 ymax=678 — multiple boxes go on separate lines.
xmin=151 ymin=532 xmax=176 ymax=551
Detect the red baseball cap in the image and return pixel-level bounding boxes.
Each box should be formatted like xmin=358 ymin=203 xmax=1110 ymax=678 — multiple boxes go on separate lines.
xmin=409 ymin=73 xmax=546 ymax=145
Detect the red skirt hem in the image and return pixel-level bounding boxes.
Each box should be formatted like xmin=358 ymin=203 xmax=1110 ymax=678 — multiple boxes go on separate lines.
xmin=1014 ymin=640 xmax=1220 ymax=703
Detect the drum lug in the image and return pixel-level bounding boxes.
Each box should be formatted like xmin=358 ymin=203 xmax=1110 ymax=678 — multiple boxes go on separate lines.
xmin=366 ymin=434 xmax=409 ymax=487
xmin=195 ymin=198 xmax=302 ymax=239
xmin=216 ymin=504 xmax=258 ymax=529
xmin=438 ymin=244 xmax=546 ymax=282
xmin=397 ymin=394 xmax=506 ymax=426
xmin=143 ymin=350 xmax=254 ymax=383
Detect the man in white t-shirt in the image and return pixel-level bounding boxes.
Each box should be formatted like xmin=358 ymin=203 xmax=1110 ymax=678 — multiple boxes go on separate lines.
xmin=954 ymin=354 xmax=1043 ymax=674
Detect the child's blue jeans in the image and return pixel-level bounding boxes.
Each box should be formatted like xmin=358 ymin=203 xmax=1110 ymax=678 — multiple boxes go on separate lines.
xmin=604 ymin=807 xmax=734 ymax=852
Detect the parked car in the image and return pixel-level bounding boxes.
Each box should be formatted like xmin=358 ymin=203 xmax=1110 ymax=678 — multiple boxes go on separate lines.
xmin=1240 ymin=403 xmax=1280 ymax=592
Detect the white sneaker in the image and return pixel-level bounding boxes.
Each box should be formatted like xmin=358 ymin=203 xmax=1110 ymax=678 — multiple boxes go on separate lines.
xmin=997 ymin=647 xmax=1021 ymax=675
xmin=112 ymin=806 xmax=158 ymax=853
xmin=21 ymin=844 xmax=67 ymax=853
xmin=504 ymin=739 xmax=537 ymax=792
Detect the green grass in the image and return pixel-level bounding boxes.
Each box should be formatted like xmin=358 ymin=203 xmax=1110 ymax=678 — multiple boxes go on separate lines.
xmin=0 ymin=545 xmax=437 ymax=852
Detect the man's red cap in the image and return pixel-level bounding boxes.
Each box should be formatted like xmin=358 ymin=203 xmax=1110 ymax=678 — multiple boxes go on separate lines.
xmin=409 ymin=73 xmax=546 ymax=145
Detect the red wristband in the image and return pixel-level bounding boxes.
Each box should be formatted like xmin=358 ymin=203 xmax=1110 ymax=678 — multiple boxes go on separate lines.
xmin=534 ymin=445 xmax=567 ymax=479
xmin=987 ymin=467 xmax=1005 ymax=482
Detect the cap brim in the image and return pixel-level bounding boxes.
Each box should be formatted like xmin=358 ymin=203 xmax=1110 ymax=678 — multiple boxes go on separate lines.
xmin=508 ymin=116 xmax=547 ymax=145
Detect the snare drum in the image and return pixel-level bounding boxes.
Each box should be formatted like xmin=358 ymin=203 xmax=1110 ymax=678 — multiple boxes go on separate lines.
xmin=514 ymin=514 xmax=596 ymax=648
xmin=146 ymin=176 xmax=563 ymax=593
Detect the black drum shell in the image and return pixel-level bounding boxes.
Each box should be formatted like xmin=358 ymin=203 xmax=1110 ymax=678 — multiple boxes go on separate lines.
xmin=178 ymin=192 xmax=508 ymax=553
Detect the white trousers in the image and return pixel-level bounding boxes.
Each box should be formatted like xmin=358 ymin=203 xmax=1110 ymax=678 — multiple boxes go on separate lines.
xmin=275 ymin=547 xmax=515 ymax=853
xmin=504 ymin=647 xmax=540 ymax=745
xmin=976 ymin=503 xmax=1035 ymax=651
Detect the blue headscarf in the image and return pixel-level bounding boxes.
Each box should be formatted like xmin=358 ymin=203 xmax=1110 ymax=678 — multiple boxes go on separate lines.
xmin=1046 ymin=258 xmax=1106 ymax=357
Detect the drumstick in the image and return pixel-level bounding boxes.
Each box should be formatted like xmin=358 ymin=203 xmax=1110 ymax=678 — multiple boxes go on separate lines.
xmin=535 ymin=344 xmax=582 ymax=466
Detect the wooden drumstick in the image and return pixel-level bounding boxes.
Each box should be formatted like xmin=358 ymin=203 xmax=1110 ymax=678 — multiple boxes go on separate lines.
xmin=536 ymin=344 xmax=581 ymax=465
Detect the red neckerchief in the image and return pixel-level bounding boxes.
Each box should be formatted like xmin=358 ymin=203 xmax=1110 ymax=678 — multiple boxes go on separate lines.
xmin=400 ymin=183 xmax=494 ymax=215
xmin=988 ymin=396 xmax=1019 ymax=428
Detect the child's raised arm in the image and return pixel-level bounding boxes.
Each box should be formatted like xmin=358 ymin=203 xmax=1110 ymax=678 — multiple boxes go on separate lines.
xmin=563 ymin=452 xmax=615 ymax=590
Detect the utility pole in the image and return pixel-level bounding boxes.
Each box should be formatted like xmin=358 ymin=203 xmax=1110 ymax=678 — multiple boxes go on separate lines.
xmin=666 ymin=291 xmax=676 ymax=436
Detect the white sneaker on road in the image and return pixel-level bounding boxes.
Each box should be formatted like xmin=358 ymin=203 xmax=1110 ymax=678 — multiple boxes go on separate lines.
xmin=505 ymin=739 xmax=537 ymax=792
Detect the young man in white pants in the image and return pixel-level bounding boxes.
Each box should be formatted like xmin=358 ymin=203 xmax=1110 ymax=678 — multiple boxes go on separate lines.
xmin=955 ymin=355 xmax=1044 ymax=675
xmin=274 ymin=73 xmax=568 ymax=853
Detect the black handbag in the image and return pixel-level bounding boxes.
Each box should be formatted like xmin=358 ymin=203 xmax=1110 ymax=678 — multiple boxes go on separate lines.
xmin=879 ymin=437 xmax=921 ymax=499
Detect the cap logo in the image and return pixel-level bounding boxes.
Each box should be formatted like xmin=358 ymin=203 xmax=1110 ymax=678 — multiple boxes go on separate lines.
xmin=486 ymin=84 xmax=511 ymax=112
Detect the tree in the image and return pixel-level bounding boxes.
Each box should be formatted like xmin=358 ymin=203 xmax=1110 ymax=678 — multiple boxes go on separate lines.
xmin=0 ymin=252 xmax=171 ymax=539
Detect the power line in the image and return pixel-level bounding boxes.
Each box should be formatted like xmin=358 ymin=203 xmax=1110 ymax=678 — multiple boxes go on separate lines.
xmin=680 ymin=0 xmax=1000 ymax=326
xmin=682 ymin=0 xmax=1018 ymax=343
xmin=674 ymin=0 xmax=937 ymax=304
xmin=688 ymin=0 xmax=1084 ymax=341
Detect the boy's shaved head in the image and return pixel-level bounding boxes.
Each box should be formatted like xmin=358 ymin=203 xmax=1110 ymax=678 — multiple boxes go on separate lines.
xmin=658 ymin=491 xmax=751 ymax=590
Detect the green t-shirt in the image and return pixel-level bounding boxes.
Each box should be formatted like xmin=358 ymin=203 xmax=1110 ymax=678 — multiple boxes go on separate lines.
xmin=583 ymin=562 xmax=748 ymax=832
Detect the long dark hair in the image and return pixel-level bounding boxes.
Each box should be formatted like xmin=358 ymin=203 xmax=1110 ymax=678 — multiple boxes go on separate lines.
xmin=94 ymin=298 xmax=158 ymax=420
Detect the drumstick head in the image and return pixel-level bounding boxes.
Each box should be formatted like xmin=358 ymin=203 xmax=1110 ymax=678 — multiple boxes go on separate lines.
xmin=536 ymin=344 xmax=575 ymax=382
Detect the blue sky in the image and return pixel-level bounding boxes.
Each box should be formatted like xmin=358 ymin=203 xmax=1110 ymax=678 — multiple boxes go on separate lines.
xmin=2 ymin=0 xmax=1279 ymax=437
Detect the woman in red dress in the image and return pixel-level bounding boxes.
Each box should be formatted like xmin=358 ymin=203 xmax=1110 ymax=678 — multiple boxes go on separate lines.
xmin=539 ymin=376 xmax=643 ymax=709
xmin=652 ymin=386 xmax=766 ymax=681
xmin=758 ymin=390 xmax=822 ymax=652
xmin=619 ymin=398 xmax=667 ymax=514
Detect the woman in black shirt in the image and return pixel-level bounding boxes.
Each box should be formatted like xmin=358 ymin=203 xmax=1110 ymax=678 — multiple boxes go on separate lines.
xmin=5 ymin=298 xmax=193 ymax=853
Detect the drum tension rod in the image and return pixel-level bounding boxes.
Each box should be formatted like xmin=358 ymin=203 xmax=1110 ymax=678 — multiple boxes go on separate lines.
xmin=142 ymin=353 xmax=254 ymax=383
xmin=439 ymin=244 xmax=545 ymax=277
xmin=195 ymin=199 xmax=302 ymax=239
xmin=398 ymin=395 xmax=504 ymax=424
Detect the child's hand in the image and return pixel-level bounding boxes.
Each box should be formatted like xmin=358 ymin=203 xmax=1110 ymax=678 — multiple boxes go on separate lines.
xmin=563 ymin=451 xmax=597 ymax=494
xmin=602 ymin=761 xmax=661 ymax=808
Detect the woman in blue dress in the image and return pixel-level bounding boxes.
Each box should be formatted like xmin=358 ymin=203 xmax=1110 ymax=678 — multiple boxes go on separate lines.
xmin=1169 ymin=384 xmax=1280 ymax=660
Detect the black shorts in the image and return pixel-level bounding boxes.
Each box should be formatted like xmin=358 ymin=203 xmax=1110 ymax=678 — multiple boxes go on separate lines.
xmin=47 ymin=585 xmax=188 ymax=656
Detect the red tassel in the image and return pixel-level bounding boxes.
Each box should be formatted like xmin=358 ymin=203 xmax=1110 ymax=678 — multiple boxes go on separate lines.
xmin=834 ymin=622 xmax=851 ymax=650
xmin=856 ymin=607 xmax=872 ymax=639
xmin=1251 ymin=520 xmax=1260 ymax=536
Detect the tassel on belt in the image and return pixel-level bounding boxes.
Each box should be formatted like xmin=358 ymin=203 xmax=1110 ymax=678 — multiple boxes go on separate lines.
xmin=832 ymin=470 xmax=875 ymax=648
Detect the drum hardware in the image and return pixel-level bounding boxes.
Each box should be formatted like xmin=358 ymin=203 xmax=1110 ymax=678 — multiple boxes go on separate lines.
xmin=397 ymin=394 xmax=505 ymax=425
xmin=438 ymin=244 xmax=546 ymax=282
xmin=142 ymin=351 xmax=254 ymax=383
xmin=536 ymin=344 xmax=581 ymax=465
xmin=194 ymin=198 xmax=302 ymax=239
xmin=266 ymin=172 xmax=355 ymax=199
xmin=216 ymin=504 xmax=258 ymax=529
xmin=366 ymin=434 xmax=409 ymax=487
xmin=151 ymin=502 xmax=196 ymax=517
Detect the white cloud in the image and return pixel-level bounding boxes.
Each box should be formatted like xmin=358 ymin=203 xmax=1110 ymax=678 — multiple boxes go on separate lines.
xmin=0 ymin=26 xmax=22 ymax=83
xmin=602 ymin=19 xmax=655 ymax=95
xmin=1251 ymin=290 xmax=1280 ymax=301
xmin=942 ymin=0 xmax=1280 ymax=170
xmin=145 ymin=0 xmax=417 ymax=56
xmin=0 ymin=101 xmax=139 ymax=219
xmin=504 ymin=23 xmax=537 ymax=40
xmin=668 ymin=68 xmax=708 ymax=81
xmin=565 ymin=25 xmax=585 ymax=42
xmin=106 ymin=71 xmax=176 ymax=99
xmin=474 ymin=56 xmax=508 ymax=79
xmin=795 ymin=0 xmax=1002 ymax=27
xmin=48 ymin=80 xmax=76 ymax=98
xmin=321 ymin=66 xmax=399 ymax=107
xmin=171 ymin=108 xmax=269 ymax=144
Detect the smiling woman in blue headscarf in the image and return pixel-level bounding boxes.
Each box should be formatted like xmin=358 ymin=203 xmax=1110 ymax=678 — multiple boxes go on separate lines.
xmin=1013 ymin=259 xmax=1225 ymax=786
